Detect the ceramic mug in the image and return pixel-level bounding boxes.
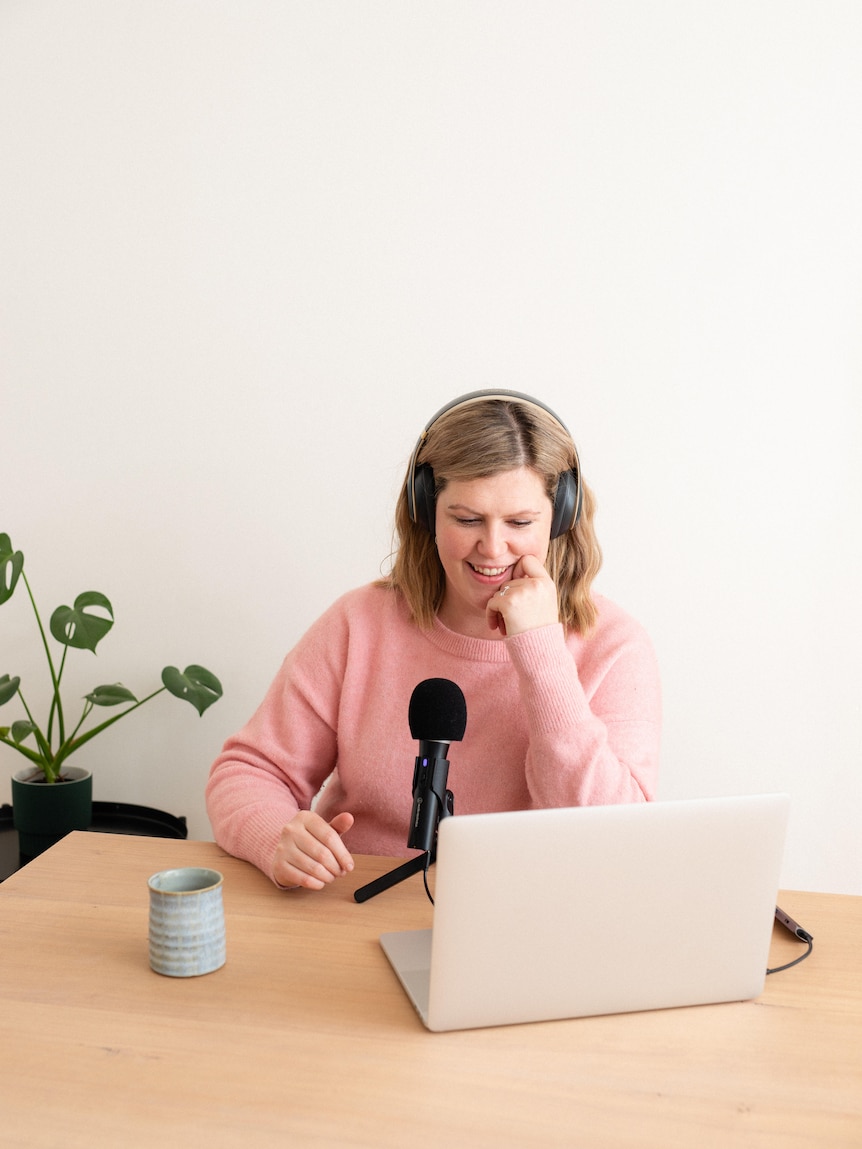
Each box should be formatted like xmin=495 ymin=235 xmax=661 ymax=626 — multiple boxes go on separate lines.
xmin=148 ymin=867 xmax=226 ymax=977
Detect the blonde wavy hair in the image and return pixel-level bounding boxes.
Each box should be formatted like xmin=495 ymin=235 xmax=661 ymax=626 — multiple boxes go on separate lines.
xmin=378 ymin=396 xmax=602 ymax=633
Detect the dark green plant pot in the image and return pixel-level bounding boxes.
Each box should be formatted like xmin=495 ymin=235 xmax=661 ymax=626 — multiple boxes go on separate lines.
xmin=11 ymin=766 xmax=93 ymax=859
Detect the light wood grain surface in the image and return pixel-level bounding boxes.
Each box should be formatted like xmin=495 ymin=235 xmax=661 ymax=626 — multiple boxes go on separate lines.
xmin=1 ymin=832 xmax=859 ymax=1148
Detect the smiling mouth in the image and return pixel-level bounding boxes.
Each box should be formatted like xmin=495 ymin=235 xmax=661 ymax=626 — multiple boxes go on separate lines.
xmin=468 ymin=563 xmax=511 ymax=578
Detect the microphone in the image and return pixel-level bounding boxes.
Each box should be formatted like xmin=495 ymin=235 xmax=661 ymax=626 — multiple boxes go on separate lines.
xmin=352 ymin=678 xmax=467 ymax=904
xmin=407 ymin=678 xmax=467 ymax=855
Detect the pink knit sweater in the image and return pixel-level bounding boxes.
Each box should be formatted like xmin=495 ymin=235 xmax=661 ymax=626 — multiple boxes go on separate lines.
xmin=206 ymin=583 xmax=661 ymax=884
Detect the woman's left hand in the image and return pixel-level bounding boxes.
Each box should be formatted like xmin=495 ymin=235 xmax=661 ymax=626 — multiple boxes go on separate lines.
xmin=486 ymin=553 xmax=560 ymax=637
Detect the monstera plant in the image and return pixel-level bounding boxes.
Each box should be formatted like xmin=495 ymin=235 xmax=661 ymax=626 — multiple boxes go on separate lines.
xmin=0 ymin=532 xmax=223 ymax=784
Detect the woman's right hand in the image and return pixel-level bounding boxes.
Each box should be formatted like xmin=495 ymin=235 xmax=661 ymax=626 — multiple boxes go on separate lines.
xmin=273 ymin=810 xmax=355 ymax=890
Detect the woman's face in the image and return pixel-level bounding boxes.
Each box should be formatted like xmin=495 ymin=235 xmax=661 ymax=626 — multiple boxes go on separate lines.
xmin=434 ymin=466 xmax=553 ymax=638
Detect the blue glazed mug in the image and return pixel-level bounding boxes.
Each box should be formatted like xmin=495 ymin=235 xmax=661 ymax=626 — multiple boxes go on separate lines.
xmin=148 ymin=867 xmax=226 ymax=977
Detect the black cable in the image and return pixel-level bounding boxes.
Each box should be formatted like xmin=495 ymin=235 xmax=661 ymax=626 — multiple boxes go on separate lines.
xmin=422 ymin=856 xmax=434 ymax=905
xmin=767 ymin=937 xmax=818 ymax=974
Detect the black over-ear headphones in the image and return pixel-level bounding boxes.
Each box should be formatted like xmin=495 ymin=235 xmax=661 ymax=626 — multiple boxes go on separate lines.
xmin=406 ymin=389 xmax=582 ymax=540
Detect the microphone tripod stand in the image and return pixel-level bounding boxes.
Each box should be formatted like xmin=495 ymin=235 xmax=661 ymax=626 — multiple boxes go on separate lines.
xmin=354 ymin=789 xmax=454 ymax=904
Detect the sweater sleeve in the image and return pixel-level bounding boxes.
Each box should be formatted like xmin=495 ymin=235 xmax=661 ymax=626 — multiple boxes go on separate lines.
xmin=205 ymin=602 xmax=348 ymax=883
xmin=505 ymin=612 xmax=661 ymax=807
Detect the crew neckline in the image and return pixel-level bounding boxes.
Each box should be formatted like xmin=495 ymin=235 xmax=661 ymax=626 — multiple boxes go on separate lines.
xmin=425 ymin=615 xmax=514 ymax=662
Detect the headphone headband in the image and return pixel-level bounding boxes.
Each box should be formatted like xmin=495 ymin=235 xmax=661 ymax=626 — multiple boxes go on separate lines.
xmin=406 ymin=389 xmax=582 ymax=538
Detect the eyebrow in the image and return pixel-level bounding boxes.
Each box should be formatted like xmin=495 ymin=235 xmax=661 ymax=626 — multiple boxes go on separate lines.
xmin=444 ymin=503 xmax=543 ymax=517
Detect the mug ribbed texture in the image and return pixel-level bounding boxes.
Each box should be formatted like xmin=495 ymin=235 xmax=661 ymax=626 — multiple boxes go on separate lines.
xmin=148 ymin=868 xmax=226 ymax=977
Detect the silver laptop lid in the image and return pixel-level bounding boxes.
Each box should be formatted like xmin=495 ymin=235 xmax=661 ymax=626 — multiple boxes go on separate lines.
xmin=382 ymin=794 xmax=789 ymax=1032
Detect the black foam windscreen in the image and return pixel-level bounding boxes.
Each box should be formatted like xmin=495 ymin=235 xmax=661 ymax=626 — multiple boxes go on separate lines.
xmin=408 ymin=678 xmax=467 ymax=743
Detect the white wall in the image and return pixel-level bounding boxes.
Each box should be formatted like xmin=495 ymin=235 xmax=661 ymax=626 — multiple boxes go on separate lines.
xmin=2 ymin=1 xmax=860 ymax=893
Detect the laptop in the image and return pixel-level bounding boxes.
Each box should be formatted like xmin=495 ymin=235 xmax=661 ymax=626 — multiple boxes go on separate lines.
xmin=380 ymin=793 xmax=790 ymax=1032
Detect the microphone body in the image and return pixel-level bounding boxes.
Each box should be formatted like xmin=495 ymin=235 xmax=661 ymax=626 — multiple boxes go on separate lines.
xmin=408 ymin=741 xmax=453 ymax=854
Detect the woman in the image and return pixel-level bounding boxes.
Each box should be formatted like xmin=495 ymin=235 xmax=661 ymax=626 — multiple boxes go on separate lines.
xmin=206 ymin=390 xmax=661 ymax=888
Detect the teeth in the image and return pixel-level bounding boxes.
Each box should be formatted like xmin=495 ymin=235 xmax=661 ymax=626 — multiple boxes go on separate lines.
xmin=471 ymin=564 xmax=508 ymax=576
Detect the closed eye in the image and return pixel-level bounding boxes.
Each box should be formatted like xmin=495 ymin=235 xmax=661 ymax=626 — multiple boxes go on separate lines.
xmin=453 ymin=516 xmax=537 ymax=527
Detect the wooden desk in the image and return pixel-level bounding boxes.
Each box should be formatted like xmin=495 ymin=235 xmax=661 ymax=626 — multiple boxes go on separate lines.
xmin=0 ymin=833 xmax=859 ymax=1148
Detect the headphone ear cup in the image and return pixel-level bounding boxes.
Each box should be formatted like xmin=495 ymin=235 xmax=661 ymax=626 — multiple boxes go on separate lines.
xmin=411 ymin=463 xmax=437 ymax=533
xmin=550 ymin=469 xmax=581 ymax=539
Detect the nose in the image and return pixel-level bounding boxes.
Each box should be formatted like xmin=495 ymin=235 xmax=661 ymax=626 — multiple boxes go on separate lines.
xmin=477 ymin=521 xmax=507 ymax=559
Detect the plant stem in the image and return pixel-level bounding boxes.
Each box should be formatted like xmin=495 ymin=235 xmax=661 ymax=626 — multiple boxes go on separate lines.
xmin=0 ymin=732 xmax=47 ymax=769
xmin=47 ymin=644 xmax=69 ymax=751
xmin=15 ymin=687 xmax=53 ymax=761
xmin=66 ymin=698 xmax=94 ymax=746
xmin=52 ymin=686 xmax=168 ymax=771
xmin=21 ymin=571 xmax=65 ymax=747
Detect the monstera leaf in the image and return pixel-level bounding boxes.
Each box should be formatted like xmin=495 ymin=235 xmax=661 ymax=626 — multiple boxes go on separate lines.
xmin=161 ymin=665 xmax=223 ymax=716
xmin=49 ymin=593 xmax=114 ymax=653
xmin=0 ymin=534 xmax=24 ymax=606
xmin=10 ymin=720 xmax=37 ymax=745
xmin=0 ymin=674 xmax=21 ymax=707
xmin=85 ymin=684 xmax=138 ymax=706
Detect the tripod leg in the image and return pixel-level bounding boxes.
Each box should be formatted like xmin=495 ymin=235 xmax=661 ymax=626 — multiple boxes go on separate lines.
xmin=353 ymin=852 xmax=430 ymax=903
